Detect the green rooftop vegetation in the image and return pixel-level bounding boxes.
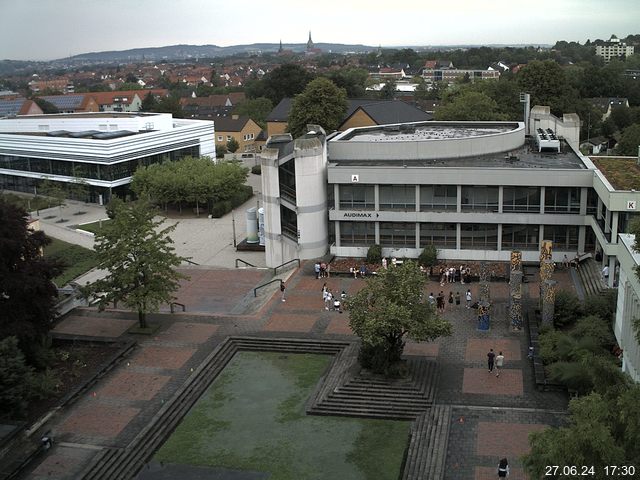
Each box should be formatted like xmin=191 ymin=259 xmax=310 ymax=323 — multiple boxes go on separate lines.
xmin=592 ymin=157 xmax=640 ymax=191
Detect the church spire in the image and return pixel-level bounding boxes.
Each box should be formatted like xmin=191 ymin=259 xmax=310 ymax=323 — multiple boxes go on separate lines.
xmin=306 ymin=31 xmax=314 ymax=51
xmin=278 ymin=39 xmax=283 ymax=53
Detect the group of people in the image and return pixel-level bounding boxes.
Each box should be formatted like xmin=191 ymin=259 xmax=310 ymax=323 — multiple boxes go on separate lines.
xmin=428 ymin=289 xmax=473 ymax=313
xmin=314 ymin=261 xmax=330 ymax=279
xmin=322 ymin=283 xmax=346 ymax=313
xmin=438 ymin=265 xmax=472 ymax=286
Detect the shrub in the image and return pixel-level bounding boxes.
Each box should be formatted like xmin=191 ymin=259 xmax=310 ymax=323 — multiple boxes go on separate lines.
xmin=27 ymin=369 xmax=60 ymax=400
xmin=571 ymin=315 xmax=616 ymax=350
xmin=366 ymin=244 xmax=382 ymax=264
xmin=584 ymin=290 xmax=617 ymax=323
xmin=418 ymin=245 xmax=438 ymax=267
xmin=230 ymin=185 xmax=253 ymax=208
xmin=539 ymin=329 xmax=568 ymax=364
xmin=358 ymin=342 xmax=407 ymax=377
xmin=0 ymin=337 xmax=34 ymax=418
xmin=211 ymin=200 xmax=232 ymax=218
xmin=251 ymin=165 xmax=261 ymax=175
xmin=554 ymin=290 xmax=583 ymax=328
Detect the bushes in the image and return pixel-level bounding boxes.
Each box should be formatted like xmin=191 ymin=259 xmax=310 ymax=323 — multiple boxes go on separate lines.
xmin=554 ymin=291 xmax=583 ymax=328
xmin=366 ymin=244 xmax=382 ymax=264
xmin=210 ymin=185 xmax=254 ymax=218
xmin=0 ymin=337 xmax=33 ymax=418
xmin=211 ymin=201 xmax=232 ymax=218
xmin=418 ymin=245 xmax=438 ymax=267
xmin=251 ymin=165 xmax=261 ymax=175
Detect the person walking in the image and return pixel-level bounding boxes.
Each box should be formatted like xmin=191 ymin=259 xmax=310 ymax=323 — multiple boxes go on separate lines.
xmin=487 ymin=348 xmax=495 ymax=372
xmin=455 ymin=291 xmax=461 ymax=306
xmin=448 ymin=292 xmax=454 ymax=307
xmin=280 ymin=282 xmax=286 ymax=302
xmin=495 ymin=351 xmax=505 ymax=377
xmin=437 ymin=291 xmax=445 ymax=313
xmin=465 ymin=289 xmax=472 ymax=309
xmin=314 ymin=262 xmax=321 ymax=279
xmin=497 ymin=458 xmax=509 ymax=478
xmin=428 ymin=292 xmax=436 ymax=306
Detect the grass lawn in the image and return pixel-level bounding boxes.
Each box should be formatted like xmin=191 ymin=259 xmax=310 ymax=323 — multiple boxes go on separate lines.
xmin=44 ymin=238 xmax=99 ymax=286
xmin=76 ymin=219 xmax=111 ymax=234
xmin=155 ymin=352 xmax=410 ymax=480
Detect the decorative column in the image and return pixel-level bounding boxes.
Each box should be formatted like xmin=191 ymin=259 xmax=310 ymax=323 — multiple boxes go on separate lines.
xmin=477 ymin=261 xmax=491 ymax=330
xmin=509 ymin=250 xmax=523 ymax=330
xmin=539 ymin=240 xmax=554 ymax=308
xmin=541 ymin=279 xmax=557 ymax=325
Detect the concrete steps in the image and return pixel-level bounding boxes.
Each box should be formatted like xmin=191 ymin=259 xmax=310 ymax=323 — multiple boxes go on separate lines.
xmin=308 ymin=356 xmax=438 ymax=420
xmin=402 ymin=405 xmax=453 ymax=480
xmin=576 ymin=259 xmax=607 ymax=299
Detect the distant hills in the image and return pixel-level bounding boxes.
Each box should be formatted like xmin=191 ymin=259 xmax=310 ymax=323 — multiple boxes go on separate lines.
xmin=64 ymin=43 xmax=377 ymax=62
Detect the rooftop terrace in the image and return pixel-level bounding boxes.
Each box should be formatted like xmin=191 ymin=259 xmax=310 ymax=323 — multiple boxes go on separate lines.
xmin=339 ymin=122 xmax=518 ymax=142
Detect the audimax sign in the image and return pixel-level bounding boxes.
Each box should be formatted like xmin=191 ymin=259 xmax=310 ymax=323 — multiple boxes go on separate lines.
xmin=343 ymin=212 xmax=379 ymax=218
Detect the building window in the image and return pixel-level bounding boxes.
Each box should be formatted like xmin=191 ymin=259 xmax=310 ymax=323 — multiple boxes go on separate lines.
xmin=340 ymin=221 xmax=375 ymax=246
xmin=420 ymin=185 xmax=457 ymax=211
xmin=502 ymin=224 xmax=540 ymax=250
xmin=461 ymin=186 xmax=499 ymax=212
xmin=227 ymin=135 xmax=232 ymax=141
xmin=587 ymin=188 xmax=598 ymax=216
xmin=379 ymin=185 xmax=416 ymax=211
xmin=544 ymin=187 xmax=580 ymax=214
xmin=217 ymin=136 xmax=223 ymax=141
xmin=280 ymin=205 xmax=298 ymax=241
xmin=420 ymin=223 xmax=456 ymax=248
xmin=380 ymin=222 xmax=416 ymax=247
xmin=503 ymin=187 xmax=540 ymax=212
xmin=339 ymin=184 xmax=375 ymax=210
xmin=460 ymin=223 xmax=498 ymax=250
xmin=544 ymin=225 xmax=578 ymax=251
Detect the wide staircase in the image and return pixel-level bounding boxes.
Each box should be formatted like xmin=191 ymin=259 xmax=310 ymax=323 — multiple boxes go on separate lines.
xmin=308 ymin=351 xmax=438 ymax=420
xmin=401 ymin=405 xmax=453 ymax=480
xmin=575 ymin=258 xmax=608 ymax=299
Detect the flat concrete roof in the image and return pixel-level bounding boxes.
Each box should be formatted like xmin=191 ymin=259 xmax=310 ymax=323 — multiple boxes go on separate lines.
xmin=330 ymin=141 xmax=586 ymax=170
xmin=336 ymin=122 xmax=518 ymax=142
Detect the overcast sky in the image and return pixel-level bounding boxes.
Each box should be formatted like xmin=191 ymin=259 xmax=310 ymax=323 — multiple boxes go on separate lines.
xmin=1 ymin=0 xmax=638 ymax=61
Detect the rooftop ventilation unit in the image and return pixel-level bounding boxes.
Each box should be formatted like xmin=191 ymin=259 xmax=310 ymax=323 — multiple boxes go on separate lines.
xmin=535 ymin=127 xmax=560 ymax=153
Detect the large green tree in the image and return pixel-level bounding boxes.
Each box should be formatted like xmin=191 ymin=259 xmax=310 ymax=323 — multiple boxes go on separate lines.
xmin=245 ymin=64 xmax=314 ymax=105
xmin=435 ymin=90 xmax=508 ymax=121
xmin=287 ymin=77 xmax=348 ymax=138
xmin=616 ymin=123 xmax=640 ymax=155
xmin=234 ymin=97 xmax=273 ymax=129
xmin=87 ymin=199 xmax=187 ymax=328
xmin=0 ymin=199 xmax=62 ymax=361
xmin=523 ymin=386 xmax=640 ymax=479
xmin=347 ymin=261 xmax=452 ymax=375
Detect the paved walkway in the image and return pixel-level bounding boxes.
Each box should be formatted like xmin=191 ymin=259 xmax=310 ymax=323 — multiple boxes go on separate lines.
xmin=33 ymin=172 xmax=267 ymax=281
xmin=23 ymin=265 xmax=569 ymax=480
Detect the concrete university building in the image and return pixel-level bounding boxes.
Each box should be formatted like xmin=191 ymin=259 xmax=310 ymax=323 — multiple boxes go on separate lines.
xmin=259 ymin=106 xmax=640 ymax=381
xmin=0 ymin=112 xmax=215 ymax=203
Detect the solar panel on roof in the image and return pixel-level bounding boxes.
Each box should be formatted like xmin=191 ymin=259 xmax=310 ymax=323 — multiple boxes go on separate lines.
xmin=41 ymin=95 xmax=83 ymax=109
xmin=0 ymin=99 xmax=26 ymax=115
xmin=91 ymin=130 xmax=135 ymax=140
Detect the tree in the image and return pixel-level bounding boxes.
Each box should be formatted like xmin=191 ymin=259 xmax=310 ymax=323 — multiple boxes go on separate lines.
xmin=226 ymin=137 xmax=240 ymax=153
xmin=140 ymin=91 xmax=158 ymax=112
xmin=33 ymin=97 xmax=59 ymax=114
xmin=347 ymin=261 xmax=452 ymax=375
xmin=418 ymin=245 xmax=438 ymax=268
xmin=87 ymin=199 xmax=188 ymax=328
xmin=0 ymin=336 xmax=34 ymax=417
xmin=0 ymin=199 xmax=62 ymax=361
xmin=325 ymin=68 xmax=369 ymax=98
xmin=615 ymin=123 xmax=640 ymax=155
xmin=287 ymin=77 xmax=348 ymax=138
xmin=234 ymin=97 xmax=273 ymax=129
xmin=516 ymin=60 xmax=580 ymax=116
xmin=246 ymin=64 xmax=314 ymax=104
xmin=435 ymin=90 xmax=508 ymax=121
xmin=38 ymin=179 xmax=65 ymax=209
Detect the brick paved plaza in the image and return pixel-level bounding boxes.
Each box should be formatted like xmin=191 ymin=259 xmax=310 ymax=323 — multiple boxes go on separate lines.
xmin=22 ymin=263 xmax=569 ymax=480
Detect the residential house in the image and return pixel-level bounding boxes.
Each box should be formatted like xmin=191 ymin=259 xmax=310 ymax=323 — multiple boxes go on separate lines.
xmin=39 ymin=94 xmax=99 ymax=113
xmin=28 ymin=77 xmax=74 ymax=94
xmin=421 ymin=60 xmax=500 ymax=83
xmin=180 ymin=93 xmax=246 ymax=119
xmin=214 ymin=115 xmax=263 ymax=152
xmin=588 ymin=97 xmax=630 ymax=120
xmin=266 ymin=98 xmax=432 ymax=138
xmin=0 ymin=98 xmax=43 ymax=116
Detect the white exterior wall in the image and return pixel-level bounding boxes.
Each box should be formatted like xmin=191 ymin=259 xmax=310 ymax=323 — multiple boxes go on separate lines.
xmin=614 ymin=235 xmax=640 ymax=382
xmin=0 ymin=112 xmax=174 ymax=133
xmin=529 ymin=107 xmax=580 ymax=150
xmin=294 ymin=137 xmax=328 ymax=260
xmin=260 ymin=147 xmax=285 ymax=267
